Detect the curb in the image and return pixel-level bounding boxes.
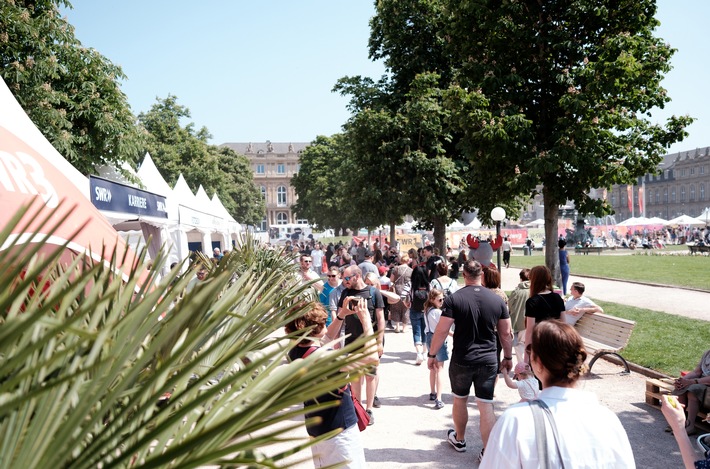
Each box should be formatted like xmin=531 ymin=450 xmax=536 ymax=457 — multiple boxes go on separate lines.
xmin=572 ymin=273 xmax=710 ymax=294
xmin=598 ymin=354 xmax=670 ymax=379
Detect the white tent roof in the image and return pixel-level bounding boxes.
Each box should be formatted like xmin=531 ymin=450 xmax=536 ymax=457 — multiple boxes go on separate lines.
xmin=447 ymin=217 xmax=482 ymax=230
xmin=172 ymin=174 xmax=199 ymax=209
xmin=195 ymin=185 xmax=213 ymax=208
xmin=526 ymin=218 xmax=545 ymax=227
xmin=665 ymin=214 xmax=706 ymax=227
xmin=137 ymin=153 xmax=173 ymax=198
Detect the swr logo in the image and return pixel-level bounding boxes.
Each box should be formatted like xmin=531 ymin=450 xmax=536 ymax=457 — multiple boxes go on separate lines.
xmin=95 ymin=186 xmax=112 ymax=203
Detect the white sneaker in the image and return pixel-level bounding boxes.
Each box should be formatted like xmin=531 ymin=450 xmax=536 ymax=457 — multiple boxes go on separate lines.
xmin=415 ymin=353 xmax=423 ymax=365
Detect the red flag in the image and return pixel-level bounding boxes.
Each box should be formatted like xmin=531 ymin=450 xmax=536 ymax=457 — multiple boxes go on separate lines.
xmin=638 ymin=186 xmax=645 ymax=215
xmin=627 ymin=185 xmax=633 ymax=213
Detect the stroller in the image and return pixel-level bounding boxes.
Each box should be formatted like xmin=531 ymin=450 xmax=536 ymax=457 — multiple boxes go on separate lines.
xmin=698 ymin=433 xmax=710 ymax=465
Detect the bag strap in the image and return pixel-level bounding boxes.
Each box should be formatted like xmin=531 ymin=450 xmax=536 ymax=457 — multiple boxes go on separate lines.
xmin=301 ymin=346 xmax=318 ymax=359
xmin=529 ymin=400 xmax=566 ymax=469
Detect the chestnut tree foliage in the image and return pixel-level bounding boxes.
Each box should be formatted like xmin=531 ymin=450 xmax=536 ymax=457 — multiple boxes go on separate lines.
xmin=324 ymin=0 xmax=691 ymax=275
xmin=0 ymin=0 xmax=143 ymax=174
xmin=138 ymin=96 xmax=264 ymax=226
xmin=443 ymin=0 xmax=693 ymax=274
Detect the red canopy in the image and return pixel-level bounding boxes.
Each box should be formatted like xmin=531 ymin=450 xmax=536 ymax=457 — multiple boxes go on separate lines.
xmin=0 ymin=78 xmax=138 ymax=279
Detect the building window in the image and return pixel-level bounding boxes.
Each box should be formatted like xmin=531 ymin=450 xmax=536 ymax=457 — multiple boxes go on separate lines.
xmin=671 ymin=187 xmax=676 ymax=203
xmin=655 ymin=189 xmax=660 ymax=205
xmin=296 ymin=218 xmax=309 ymax=225
xmin=680 ymin=186 xmax=686 ymax=202
xmin=277 ymin=163 xmax=285 ymax=174
xmin=664 ymin=188 xmax=668 ymax=203
xmin=701 ymin=183 xmax=706 ymax=201
xmin=256 ymin=164 xmax=265 ymax=174
xmin=701 ymin=165 xmax=706 ymax=175
xmin=691 ymin=167 xmax=695 ymax=175
xmin=277 ymin=186 xmax=287 ymax=206
xmin=260 ymin=186 xmax=266 ymax=200
xmin=260 ymin=218 xmax=267 ymax=231
xmin=690 ymin=185 xmax=695 ymax=201
xmin=276 ymin=212 xmax=288 ymax=224
xmin=611 ymin=193 xmax=616 ymax=206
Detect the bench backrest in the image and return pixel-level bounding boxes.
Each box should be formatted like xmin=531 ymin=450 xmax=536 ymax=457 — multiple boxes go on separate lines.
xmin=575 ymin=313 xmax=635 ymax=350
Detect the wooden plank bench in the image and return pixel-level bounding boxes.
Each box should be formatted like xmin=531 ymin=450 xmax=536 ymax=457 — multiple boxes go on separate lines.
xmin=574 ymin=246 xmax=604 ymax=255
xmin=688 ymin=244 xmax=710 ymax=254
xmin=645 ymin=378 xmax=710 ymax=432
xmin=574 ymin=313 xmax=635 ymax=374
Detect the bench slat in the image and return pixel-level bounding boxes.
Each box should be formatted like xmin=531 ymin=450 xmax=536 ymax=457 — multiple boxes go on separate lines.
xmin=574 ymin=313 xmax=636 ymax=374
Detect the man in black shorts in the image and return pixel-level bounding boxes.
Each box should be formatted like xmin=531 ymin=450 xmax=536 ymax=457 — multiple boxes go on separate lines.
xmin=427 ymin=260 xmax=513 ymax=461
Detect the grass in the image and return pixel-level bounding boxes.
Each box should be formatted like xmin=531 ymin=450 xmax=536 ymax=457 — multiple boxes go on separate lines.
xmin=596 ymin=300 xmax=710 ymax=376
xmin=509 ymin=250 xmax=710 ymax=291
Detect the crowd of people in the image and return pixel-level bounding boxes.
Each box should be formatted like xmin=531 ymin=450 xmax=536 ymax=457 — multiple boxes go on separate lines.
xmin=183 ymin=236 xmax=706 ymax=468
xmin=272 ymin=236 xmax=675 ymax=468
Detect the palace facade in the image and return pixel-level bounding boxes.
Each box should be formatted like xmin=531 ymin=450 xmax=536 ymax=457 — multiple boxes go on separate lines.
xmin=221 ymin=141 xmax=309 ymax=231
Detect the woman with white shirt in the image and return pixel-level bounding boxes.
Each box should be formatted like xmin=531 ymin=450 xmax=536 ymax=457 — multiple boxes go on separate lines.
xmin=480 ymin=320 xmax=635 ymax=468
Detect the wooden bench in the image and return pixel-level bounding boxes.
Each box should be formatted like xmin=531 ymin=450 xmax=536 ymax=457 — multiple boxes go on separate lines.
xmin=688 ymin=245 xmax=710 ymax=254
xmin=645 ymin=378 xmax=710 ymax=432
xmin=574 ymin=246 xmax=604 ymax=255
xmin=574 ymin=313 xmax=635 ymax=374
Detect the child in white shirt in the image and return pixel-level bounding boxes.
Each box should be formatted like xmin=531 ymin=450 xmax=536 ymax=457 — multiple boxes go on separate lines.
xmin=502 ymin=362 xmax=539 ymax=402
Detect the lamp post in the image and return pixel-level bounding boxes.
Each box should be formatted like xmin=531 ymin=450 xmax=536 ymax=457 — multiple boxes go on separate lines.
xmin=491 ymin=207 xmax=506 ymax=271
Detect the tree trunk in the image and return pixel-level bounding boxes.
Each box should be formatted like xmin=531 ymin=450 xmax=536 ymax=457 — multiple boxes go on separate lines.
xmin=433 ymin=216 xmax=447 ymax=256
xmin=543 ymin=186 xmax=561 ymax=288
xmin=389 ymin=221 xmax=397 ymax=253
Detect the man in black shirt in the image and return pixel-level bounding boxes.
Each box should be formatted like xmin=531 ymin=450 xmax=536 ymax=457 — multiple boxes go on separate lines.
xmin=335 ymin=266 xmax=385 ymax=424
xmin=427 ymin=260 xmax=513 ymax=459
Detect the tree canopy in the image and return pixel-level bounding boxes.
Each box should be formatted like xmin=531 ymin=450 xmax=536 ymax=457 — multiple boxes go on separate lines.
xmin=442 ymin=0 xmax=693 ymax=275
xmin=0 ymin=0 xmax=143 ymax=175
xmin=138 ymin=96 xmax=264 ymax=226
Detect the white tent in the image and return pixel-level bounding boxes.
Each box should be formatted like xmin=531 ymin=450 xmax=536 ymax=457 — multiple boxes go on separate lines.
xmin=526 ymin=218 xmax=545 ymax=227
xmin=0 ymin=76 xmax=137 ymax=278
xmin=665 ymin=214 xmax=706 ymax=227
xmin=447 ymin=217 xmax=482 ymax=231
xmin=211 ymin=193 xmax=242 ymax=248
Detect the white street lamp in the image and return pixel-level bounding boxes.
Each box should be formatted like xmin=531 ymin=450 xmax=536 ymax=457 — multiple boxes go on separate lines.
xmin=491 ymin=207 xmax=506 ymax=271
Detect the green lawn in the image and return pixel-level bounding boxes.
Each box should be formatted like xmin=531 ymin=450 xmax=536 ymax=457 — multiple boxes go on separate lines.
xmin=596 ymin=300 xmax=710 ymax=376
xmin=510 ymin=250 xmax=710 ymax=291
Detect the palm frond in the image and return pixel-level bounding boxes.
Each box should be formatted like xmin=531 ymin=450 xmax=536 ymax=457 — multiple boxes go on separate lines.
xmin=0 ymin=203 xmax=373 ymax=468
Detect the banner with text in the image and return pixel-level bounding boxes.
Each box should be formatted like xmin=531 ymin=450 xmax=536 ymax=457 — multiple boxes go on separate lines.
xmin=90 ymin=176 xmax=168 ymax=219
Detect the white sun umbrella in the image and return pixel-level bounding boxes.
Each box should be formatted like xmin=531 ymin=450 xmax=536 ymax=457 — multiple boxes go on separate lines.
xmin=665 ymin=214 xmax=706 ymax=227
xmin=647 ymin=216 xmax=667 ymax=225
xmin=617 ymin=217 xmax=643 ymax=226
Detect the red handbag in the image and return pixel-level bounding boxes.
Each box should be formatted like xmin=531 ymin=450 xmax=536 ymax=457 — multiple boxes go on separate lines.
xmin=350 ymin=387 xmax=370 ymax=431
xmin=302 ymin=347 xmax=369 ymax=431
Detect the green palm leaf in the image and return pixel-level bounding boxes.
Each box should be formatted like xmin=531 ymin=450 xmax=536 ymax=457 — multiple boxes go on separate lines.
xmin=0 ymin=202 xmax=373 ymax=468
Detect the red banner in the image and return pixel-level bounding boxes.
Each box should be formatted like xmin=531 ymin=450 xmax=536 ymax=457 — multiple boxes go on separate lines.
xmin=627 ymin=185 xmax=633 ymax=213
xmin=638 ymin=186 xmax=645 ymax=215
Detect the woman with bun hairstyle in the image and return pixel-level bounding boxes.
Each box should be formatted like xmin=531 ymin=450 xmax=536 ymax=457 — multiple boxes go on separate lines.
xmin=480 ymin=320 xmax=635 ymax=468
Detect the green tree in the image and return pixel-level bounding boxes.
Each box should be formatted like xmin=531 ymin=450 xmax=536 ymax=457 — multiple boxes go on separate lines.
xmin=291 ymin=134 xmax=352 ymax=234
xmin=443 ymin=0 xmax=693 ymax=277
xmin=335 ymin=0 xmax=482 ymax=252
xmin=138 ymin=96 xmax=264 ymax=226
xmin=0 ymin=0 xmax=143 ymax=175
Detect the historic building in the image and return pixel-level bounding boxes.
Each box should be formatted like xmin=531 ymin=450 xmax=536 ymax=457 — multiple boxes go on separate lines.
xmin=513 ymin=147 xmax=710 ymax=226
xmin=221 ymin=141 xmax=310 ymax=231
xmin=608 ymin=146 xmax=710 ymax=222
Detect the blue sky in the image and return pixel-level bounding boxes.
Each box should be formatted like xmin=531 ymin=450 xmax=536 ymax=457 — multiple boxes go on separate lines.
xmin=63 ymin=1 xmax=708 ymax=154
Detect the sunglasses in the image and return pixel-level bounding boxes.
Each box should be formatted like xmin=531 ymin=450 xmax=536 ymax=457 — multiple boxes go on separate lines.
xmin=302 ymin=260 xmax=312 ymax=263
xmin=343 ymin=275 xmax=356 ymax=281
xmin=327 ymin=274 xmax=338 ymax=278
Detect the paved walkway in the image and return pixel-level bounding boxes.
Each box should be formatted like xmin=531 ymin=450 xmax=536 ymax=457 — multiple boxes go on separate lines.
xmin=275 ymin=329 xmax=685 ymax=468
xmin=500 ymin=266 xmax=709 ymax=321
xmin=269 ymin=270 xmax=709 ymax=468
